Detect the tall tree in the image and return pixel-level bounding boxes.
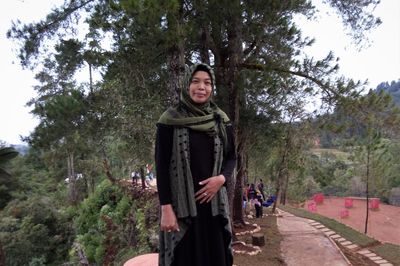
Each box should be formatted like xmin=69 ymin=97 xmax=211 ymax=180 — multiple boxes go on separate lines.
xmin=342 ymin=90 xmax=400 ymax=233
xmin=8 ymin=0 xmax=383 ymax=225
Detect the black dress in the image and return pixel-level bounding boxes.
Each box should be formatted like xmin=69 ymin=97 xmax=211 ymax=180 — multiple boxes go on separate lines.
xmin=156 ymin=124 xmax=236 ymax=266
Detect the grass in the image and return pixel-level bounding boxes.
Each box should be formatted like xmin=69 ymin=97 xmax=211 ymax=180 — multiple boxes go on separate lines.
xmin=279 ymin=205 xmax=377 ymax=247
xmin=280 ymin=205 xmax=400 ymax=265
xmin=370 ymin=243 xmax=400 ymax=266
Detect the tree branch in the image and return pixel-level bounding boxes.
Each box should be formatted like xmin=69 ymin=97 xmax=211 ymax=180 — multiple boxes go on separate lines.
xmin=240 ymin=62 xmax=339 ymax=99
xmin=8 ymin=0 xmax=96 ymax=67
xmin=102 ymin=158 xmax=116 ymax=183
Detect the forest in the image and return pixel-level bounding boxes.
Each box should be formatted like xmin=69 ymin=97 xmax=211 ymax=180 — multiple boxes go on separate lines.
xmin=1 ymin=0 xmax=400 ymax=265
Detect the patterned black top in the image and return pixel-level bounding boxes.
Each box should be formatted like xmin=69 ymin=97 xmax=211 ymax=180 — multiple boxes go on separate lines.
xmin=155 ymin=124 xmax=236 ymax=205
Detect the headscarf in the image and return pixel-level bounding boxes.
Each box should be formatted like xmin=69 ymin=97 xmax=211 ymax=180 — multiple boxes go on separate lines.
xmin=157 ymin=63 xmax=230 ymax=152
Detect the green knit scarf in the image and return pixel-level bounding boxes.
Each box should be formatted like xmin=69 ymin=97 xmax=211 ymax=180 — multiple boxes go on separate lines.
xmin=157 ymin=63 xmax=230 ymax=152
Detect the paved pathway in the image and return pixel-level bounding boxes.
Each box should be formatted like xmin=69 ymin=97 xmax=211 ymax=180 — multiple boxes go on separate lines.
xmin=277 ymin=209 xmax=351 ymax=266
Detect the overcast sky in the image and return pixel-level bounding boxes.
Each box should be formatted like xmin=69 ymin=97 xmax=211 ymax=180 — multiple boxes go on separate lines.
xmin=1 ymin=0 xmax=399 ymax=145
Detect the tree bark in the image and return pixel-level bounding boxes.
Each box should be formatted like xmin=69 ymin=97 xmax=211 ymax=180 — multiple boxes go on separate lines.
xmin=0 ymin=242 xmax=5 ymax=266
xmin=272 ymin=127 xmax=292 ymax=213
xmin=365 ymin=145 xmax=371 ymax=234
xmin=196 ymin=0 xmax=211 ymax=65
xmin=232 ymin=129 xmax=246 ymax=225
xmin=74 ymin=242 xmax=89 ymax=266
xmin=140 ymin=166 xmax=146 ymax=190
xmin=281 ymin=171 xmax=290 ymax=205
xmin=166 ymin=1 xmax=185 ymax=106
xmin=225 ymin=0 xmax=244 ymax=227
xmin=67 ymin=151 xmax=77 ymax=204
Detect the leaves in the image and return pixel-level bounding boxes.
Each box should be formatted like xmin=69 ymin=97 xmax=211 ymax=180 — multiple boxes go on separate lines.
xmin=0 ymin=147 xmax=19 ymax=167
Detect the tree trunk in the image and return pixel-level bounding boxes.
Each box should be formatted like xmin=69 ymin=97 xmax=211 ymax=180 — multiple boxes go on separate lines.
xmin=199 ymin=26 xmax=211 ymax=65
xmin=166 ymin=1 xmax=185 ymax=106
xmin=232 ymin=130 xmax=246 ymax=225
xmin=273 ymin=120 xmax=294 ymax=210
xmin=197 ymin=1 xmax=211 ymax=65
xmin=67 ymin=151 xmax=77 ymax=204
xmin=272 ymin=132 xmax=291 ymax=213
xmin=200 ymin=0 xmax=244 ymax=232
xmin=225 ymin=0 xmax=244 ymax=228
xmin=74 ymin=242 xmax=89 ymax=266
xmin=365 ymin=145 xmax=371 ymax=234
xmin=280 ymin=174 xmax=286 ymax=204
xmin=140 ymin=166 xmax=146 ymax=190
xmin=272 ymin=167 xmax=283 ymax=213
xmin=281 ymin=171 xmax=290 ymax=205
xmin=0 ymin=242 xmax=5 ymax=266
xmin=89 ymin=62 xmax=93 ymax=95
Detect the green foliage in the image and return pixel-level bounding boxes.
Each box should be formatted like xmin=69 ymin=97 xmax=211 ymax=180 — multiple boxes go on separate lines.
xmin=75 ymin=180 xmax=119 ymax=234
xmin=0 ymin=147 xmax=19 ymax=165
xmin=0 ymin=196 xmax=74 ymax=266
xmin=75 ymin=180 xmax=154 ymax=264
xmin=325 ymin=0 xmax=381 ymax=43
xmin=371 ymin=243 xmax=400 ymax=265
xmin=28 ymin=256 xmax=46 ymax=266
xmin=286 ymin=175 xmax=320 ymax=203
xmin=376 ymin=80 xmax=400 ymax=106
xmin=343 ymin=91 xmax=400 ymax=201
xmin=0 ymin=147 xmax=19 ymax=209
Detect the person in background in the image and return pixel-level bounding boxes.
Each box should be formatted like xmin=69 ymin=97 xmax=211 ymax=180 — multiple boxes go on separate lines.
xmin=254 ymin=190 xmax=263 ymax=218
xmin=257 ymin=178 xmax=265 ymax=201
xmin=131 ymin=170 xmax=139 ymax=185
xmin=155 ymin=63 xmax=236 ymax=266
xmin=247 ymin=183 xmax=256 ymax=201
xmin=146 ymin=163 xmax=154 ymax=181
xmin=243 ymin=183 xmax=249 ymax=213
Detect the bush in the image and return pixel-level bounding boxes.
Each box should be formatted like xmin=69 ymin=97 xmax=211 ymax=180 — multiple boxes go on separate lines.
xmin=75 ymin=180 xmax=159 ymax=264
xmin=0 ymin=196 xmax=74 ymax=266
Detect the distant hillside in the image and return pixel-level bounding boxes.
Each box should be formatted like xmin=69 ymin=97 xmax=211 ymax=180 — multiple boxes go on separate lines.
xmin=12 ymin=144 xmax=29 ymax=155
xmin=375 ymin=80 xmax=400 ymax=106
xmin=315 ymin=79 xmax=400 ymax=148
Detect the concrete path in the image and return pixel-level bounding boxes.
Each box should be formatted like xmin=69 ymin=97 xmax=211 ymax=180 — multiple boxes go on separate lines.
xmin=277 ymin=209 xmax=351 ymax=266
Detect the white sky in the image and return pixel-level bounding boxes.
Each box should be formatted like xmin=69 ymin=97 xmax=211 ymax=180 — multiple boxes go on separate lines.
xmin=1 ymin=0 xmax=399 ymax=145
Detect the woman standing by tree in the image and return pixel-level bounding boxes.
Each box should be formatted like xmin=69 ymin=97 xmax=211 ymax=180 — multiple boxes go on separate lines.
xmin=155 ymin=63 xmax=236 ymax=266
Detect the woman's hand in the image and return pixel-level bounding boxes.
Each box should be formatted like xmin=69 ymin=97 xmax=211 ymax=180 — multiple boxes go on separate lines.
xmin=195 ymin=174 xmax=225 ymax=203
xmin=160 ymin=204 xmax=180 ymax=232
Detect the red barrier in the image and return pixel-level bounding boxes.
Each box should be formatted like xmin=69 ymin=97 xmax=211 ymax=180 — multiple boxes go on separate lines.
xmin=344 ymin=198 xmax=353 ymax=208
xmin=313 ymin=193 xmax=324 ymax=204
xmin=340 ymin=209 xmax=349 ymax=218
xmin=369 ymin=198 xmax=380 ymax=210
xmin=308 ymin=201 xmax=317 ymax=212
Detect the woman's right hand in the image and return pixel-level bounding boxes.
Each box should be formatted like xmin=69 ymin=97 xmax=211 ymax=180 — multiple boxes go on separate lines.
xmin=160 ymin=204 xmax=180 ymax=232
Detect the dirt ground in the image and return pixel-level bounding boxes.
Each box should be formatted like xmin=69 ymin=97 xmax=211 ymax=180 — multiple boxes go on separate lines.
xmin=233 ymin=215 xmax=285 ymax=266
xmin=304 ymin=196 xmax=400 ymax=245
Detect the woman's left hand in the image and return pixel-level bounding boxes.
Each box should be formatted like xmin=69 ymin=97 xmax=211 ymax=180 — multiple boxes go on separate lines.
xmin=195 ymin=175 xmax=225 ymax=203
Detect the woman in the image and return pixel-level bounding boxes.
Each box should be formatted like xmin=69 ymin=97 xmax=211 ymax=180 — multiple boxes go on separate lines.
xmin=155 ymin=63 xmax=236 ymax=266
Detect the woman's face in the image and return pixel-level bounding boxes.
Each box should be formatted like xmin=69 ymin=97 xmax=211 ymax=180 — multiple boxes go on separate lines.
xmin=189 ymin=70 xmax=212 ymax=104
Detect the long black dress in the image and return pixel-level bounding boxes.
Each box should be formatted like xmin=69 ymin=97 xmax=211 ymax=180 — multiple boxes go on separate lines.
xmin=156 ymin=124 xmax=236 ymax=266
